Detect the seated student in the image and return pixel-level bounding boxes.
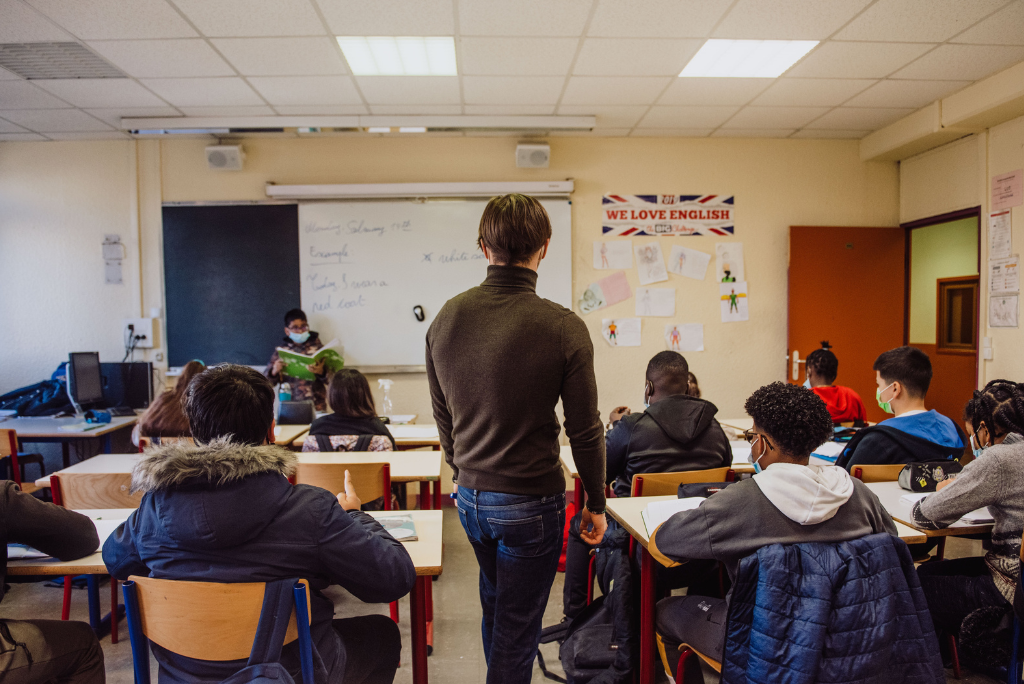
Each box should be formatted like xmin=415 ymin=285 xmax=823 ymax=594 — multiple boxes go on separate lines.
xmin=912 ymin=380 xmax=1024 ymax=664
xmin=836 ymin=346 xmax=966 ymax=470
xmin=103 ymin=364 xmax=415 ymax=684
xmin=265 ymin=308 xmax=329 ymax=412
xmin=1 ymin=481 xmax=104 ymax=684
xmin=302 ymin=369 xmax=395 ymax=453
xmin=132 ymin=359 xmax=205 ymax=447
xmin=687 ymin=371 xmax=701 ymax=399
xmin=651 ymin=382 xmax=898 ymax=676
xmin=605 ymin=351 xmax=731 ymax=498
xmin=804 ymin=344 xmax=867 ymax=424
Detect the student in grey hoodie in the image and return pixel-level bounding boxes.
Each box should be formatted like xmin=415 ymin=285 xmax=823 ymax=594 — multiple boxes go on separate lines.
xmin=651 ymin=382 xmax=896 ymax=664
xmin=912 ymin=379 xmax=1024 ymax=644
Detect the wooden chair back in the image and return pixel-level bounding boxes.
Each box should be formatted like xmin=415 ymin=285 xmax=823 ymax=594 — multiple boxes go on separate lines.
xmin=851 ymin=464 xmax=905 ymax=483
xmin=632 ymin=467 xmax=735 ymax=497
xmin=1 ymin=429 xmax=22 ymax=485
xmin=52 ymin=472 xmax=142 ymax=509
xmin=126 ymin=576 xmax=311 ymax=661
xmin=294 ymin=461 xmax=391 ymax=509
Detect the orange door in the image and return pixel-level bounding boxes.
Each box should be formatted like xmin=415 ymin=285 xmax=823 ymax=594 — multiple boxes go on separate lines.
xmin=789 ymin=226 xmax=905 ymax=423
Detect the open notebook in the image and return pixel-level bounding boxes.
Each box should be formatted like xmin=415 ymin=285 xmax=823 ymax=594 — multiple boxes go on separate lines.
xmin=898 ymin=492 xmax=995 ymax=524
xmin=642 ymin=497 xmax=705 ymax=537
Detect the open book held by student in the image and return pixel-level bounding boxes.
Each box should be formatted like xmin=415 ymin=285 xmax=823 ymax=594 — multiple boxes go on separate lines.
xmin=275 ymin=338 xmax=343 ymax=381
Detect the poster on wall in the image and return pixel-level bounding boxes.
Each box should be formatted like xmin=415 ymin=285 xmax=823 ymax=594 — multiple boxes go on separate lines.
xmin=579 ymin=271 xmax=632 ymax=314
xmin=990 ymin=294 xmax=1018 ymax=328
xmin=720 ymin=282 xmax=749 ymax=322
xmin=715 ymin=243 xmax=745 ymax=282
xmin=634 ymin=242 xmax=669 ymax=285
xmin=667 ymin=245 xmax=711 ymax=280
xmin=602 ymin=195 xmax=734 ymax=237
xmin=665 ymin=323 xmax=704 ymax=352
xmin=990 ymin=255 xmax=1020 ymax=294
xmin=593 ymin=241 xmax=633 ymax=270
xmin=992 ymin=170 xmax=1023 ymax=211
xmin=635 ymin=288 xmax=675 ymax=316
xmin=990 ymin=211 xmax=1012 ymax=260
xmin=602 ymin=318 xmax=641 ymax=347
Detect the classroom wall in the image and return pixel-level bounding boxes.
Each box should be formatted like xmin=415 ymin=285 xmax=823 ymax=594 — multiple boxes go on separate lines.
xmin=900 ymin=135 xmax=986 ymax=225
xmin=908 ymin=217 xmax=979 ymax=346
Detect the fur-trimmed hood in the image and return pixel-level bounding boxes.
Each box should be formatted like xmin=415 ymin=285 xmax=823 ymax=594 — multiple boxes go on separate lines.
xmin=132 ymin=437 xmax=297 ymax=493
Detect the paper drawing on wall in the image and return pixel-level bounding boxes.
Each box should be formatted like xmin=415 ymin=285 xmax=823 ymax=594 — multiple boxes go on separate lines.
xmin=634 ymin=242 xmax=668 ymax=285
xmin=602 ymin=318 xmax=641 ymax=346
xmin=665 ymin=323 xmax=703 ymax=352
xmin=579 ymin=271 xmax=632 ymax=314
xmin=668 ymin=245 xmax=711 ymax=280
xmin=593 ymin=241 xmax=633 ymax=270
xmin=715 ymin=243 xmax=744 ymax=282
xmin=720 ymin=282 xmax=748 ymax=322
xmin=990 ymin=294 xmax=1019 ymax=328
xmin=635 ymin=288 xmax=675 ymax=317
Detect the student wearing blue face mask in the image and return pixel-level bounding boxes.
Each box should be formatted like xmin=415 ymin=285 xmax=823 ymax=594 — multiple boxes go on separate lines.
xmin=265 ymin=308 xmax=329 ymax=411
xmin=836 ymin=346 xmax=966 ymax=471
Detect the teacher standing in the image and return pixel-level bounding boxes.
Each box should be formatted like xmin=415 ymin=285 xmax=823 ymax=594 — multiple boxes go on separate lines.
xmin=426 ymin=194 xmax=608 ymax=684
xmin=265 ymin=308 xmax=328 ymax=412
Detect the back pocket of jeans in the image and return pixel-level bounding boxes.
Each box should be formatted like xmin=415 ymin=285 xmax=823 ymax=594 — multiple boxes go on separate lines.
xmin=487 ymin=515 xmax=550 ymax=558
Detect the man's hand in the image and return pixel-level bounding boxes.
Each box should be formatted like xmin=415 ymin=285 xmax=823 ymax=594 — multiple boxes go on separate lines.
xmin=272 ymin=359 xmax=285 ymax=375
xmin=308 ymin=358 xmax=325 ymax=376
xmin=580 ymin=507 xmax=608 ymax=546
xmin=608 ymin=406 xmax=631 ymax=424
xmin=336 ymin=469 xmax=362 ymax=511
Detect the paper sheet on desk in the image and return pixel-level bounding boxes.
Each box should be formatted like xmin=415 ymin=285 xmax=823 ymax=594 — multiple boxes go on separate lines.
xmin=811 ymin=442 xmax=845 ymax=462
xmin=8 ymin=518 xmax=126 ymax=561
xmin=898 ymin=493 xmax=994 ymax=524
xmin=642 ymin=497 xmax=704 ymax=536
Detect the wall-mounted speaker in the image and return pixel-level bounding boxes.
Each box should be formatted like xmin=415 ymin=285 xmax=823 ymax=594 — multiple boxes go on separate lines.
xmin=205 ymin=145 xmax=245 ymax=171
xmin=516 ymin=143 xmax=550 ymax=168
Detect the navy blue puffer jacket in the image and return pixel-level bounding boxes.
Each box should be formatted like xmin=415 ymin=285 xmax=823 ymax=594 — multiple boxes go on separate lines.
xmin=722 ymin=533 xmax=945 ymax=684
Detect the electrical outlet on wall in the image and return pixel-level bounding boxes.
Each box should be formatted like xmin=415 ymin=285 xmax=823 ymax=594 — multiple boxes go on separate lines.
xmin=123 ymin=318 xmax=154 ymax=349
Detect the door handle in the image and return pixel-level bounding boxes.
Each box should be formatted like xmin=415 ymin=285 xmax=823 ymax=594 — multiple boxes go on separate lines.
xmin=791 ymin=350 xmax=806 ymax=381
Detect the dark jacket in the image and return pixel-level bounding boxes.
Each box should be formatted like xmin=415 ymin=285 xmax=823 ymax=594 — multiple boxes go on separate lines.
xmin=836 ymin=410 xmax=967 ymax=471
xmin=2 ymin=481 xmax=98 ymax=602
xmin=722 ymin=534 xmax=945 ymax=684
xmin=265 ymin=331 xmax=328 ymax=411
xmin=102 ymin=438 xmax=416 ymax=684
xmin=309 ymin=414 xmax=396 ymax=449
xmin=606 ymin=395 xmax=731 ymax=498
xmin=426 ymin=265 xmax=606 ymax=509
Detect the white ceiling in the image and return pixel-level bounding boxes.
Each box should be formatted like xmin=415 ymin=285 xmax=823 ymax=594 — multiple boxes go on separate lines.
xmin=0 ymin=0 xmax=1023 ymax=141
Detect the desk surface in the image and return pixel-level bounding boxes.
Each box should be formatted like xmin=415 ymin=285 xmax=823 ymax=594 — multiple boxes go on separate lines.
xmin=864 ymin=481 xmax=993 ymax=537
xmin=7 ymin=508 xmax=444 ymax=577
xmin=6 ymin=415 xmax=138 ymax=439
xmin=288 ymin=424 xmax=441 ymax=447
xmin=274 ymin=424 xmax=310 ymax=446
xmin=298 ymin=452 xmax=442 ymax=482
xmin=35 ymin=453 xmax=139 ymax=487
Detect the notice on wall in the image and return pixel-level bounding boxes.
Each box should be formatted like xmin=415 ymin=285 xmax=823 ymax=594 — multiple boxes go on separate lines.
xmin=989 ymin=255 xmax=1020 ymax=294
xmin=720 ymin=282 xmax=749 ymax=322
xmin=602 ymin=318 xmax=641 ymax=347
xmin=635 ymin=288 xmax=676 ymax=317
xmin=990 ymin=211 xmax=1012 ymax=260
xmin=593 ymin=240 xmax=633 ymax=270
xmin=634 ymin=242 xmax=669 ymax=285
xmin=579 ymin=271 xmax=632 ymax=314
xmin=667 ymin=245 xmax=711 ymax=280
xmin=602 ymin=194 xmax=735 ymax=237
xmin=990 ymin=294 xmax=1019 ymax=328
xmin=992 ymin=170 xmax=1023 ymax=211
xmin=665 ymin=323 xmax=704 ymax=352
xmin=715 ymin=243 xmax=745 ymax=282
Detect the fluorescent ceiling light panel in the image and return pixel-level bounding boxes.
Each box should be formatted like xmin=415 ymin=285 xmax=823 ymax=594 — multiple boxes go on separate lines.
xmin=367 ymin=126 xmax=390 ymax=133
xmin=337 ymin=37 xmax=457 ymax=76
xmin=399 ymin=126 xmax=426 ymax=132
xmin=679 ymin=40 xmax=818 ymax=78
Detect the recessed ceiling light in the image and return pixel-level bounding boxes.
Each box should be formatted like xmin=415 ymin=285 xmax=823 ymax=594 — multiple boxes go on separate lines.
xmin=399 ymin=127 xmax=427 ymax=133
xmin=679 ymin=39 xmax=818 ymax=78
xmin=367 ymin=127 xmax=390 ymax=133
xmin=337 ymin=37 xmax=457 ymax=76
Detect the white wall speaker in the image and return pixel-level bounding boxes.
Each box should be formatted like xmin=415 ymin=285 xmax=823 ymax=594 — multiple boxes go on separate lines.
xmin=206 ymin=145 xmax=245 ymax=171
xmin=516 ymin=143 xmax=550 ymax=168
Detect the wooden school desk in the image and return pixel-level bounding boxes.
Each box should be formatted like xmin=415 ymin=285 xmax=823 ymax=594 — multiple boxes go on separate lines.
xmin=33 ymin=453 xmax=139 ymax=489
xmin=297 ymin=452 xmax=444 ymax=511
xmin=273 ymin=423 xmax=309 ymax=447
xmin=6 ymin=415 xmax=138 ymax=468
xmin=607 ymin=495 xmax=928 ymax=684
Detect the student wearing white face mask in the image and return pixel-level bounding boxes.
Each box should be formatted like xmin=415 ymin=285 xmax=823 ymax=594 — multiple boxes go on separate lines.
xmin=836 ymin=346 xmax=967 ymax=471
xmin=265 ymin=308 xmax=329 ymax=411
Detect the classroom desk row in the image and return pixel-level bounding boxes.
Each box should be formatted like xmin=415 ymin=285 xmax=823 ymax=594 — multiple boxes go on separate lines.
xmin=3 ymin=415 xmax=139 ymax=468
xmin=7 ymin=508 xmax=445 ymax=684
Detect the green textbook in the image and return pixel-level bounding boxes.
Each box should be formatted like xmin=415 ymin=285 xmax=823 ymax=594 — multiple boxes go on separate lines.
xmin=276 ymin=338 xmax=344 ymax=381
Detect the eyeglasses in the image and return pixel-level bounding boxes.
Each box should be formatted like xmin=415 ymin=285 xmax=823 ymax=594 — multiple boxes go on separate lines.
xmin=743 ymin=429 xmax=774 ymax=450
xmin=286 ymin=323 xmax=309 ymax=333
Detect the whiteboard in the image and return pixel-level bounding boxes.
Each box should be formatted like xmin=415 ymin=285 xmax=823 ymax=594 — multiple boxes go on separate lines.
xmin=298 ymin=199 xmax=572 ymax=369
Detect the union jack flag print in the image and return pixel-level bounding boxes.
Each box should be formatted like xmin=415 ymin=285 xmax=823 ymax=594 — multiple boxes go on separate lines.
xmin=602 ymin=194 xmax=735 ymax=237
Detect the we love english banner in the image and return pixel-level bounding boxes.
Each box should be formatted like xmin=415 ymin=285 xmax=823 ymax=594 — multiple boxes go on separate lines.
xmin=601 ymin=194 xmax=734 ymax=237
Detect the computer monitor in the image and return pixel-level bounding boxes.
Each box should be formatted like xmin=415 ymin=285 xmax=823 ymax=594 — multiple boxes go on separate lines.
xmin=68 ymin=352 xmax=104 ymax=411
xmin=100 ymin=362 xmax=153 ymax=409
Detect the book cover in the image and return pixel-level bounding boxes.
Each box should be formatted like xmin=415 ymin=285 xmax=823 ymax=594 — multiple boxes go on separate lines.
xmin=276 ymin=338 xmax=344 ymax=381
xmin=376 ymin=514 xmax=418 ymax=542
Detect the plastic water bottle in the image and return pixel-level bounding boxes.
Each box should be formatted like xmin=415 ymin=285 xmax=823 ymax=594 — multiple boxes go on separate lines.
xmin=378 ymin=379 xmax=393 ymax=418
xmin=279 ymin=382 xmax=292 ymax=402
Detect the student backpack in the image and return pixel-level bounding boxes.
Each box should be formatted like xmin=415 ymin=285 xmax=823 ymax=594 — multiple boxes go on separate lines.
xmin=314 ymin=434 xmax=373 ymax=452
xmin=219 ymin=578 xmax=308 ymax=684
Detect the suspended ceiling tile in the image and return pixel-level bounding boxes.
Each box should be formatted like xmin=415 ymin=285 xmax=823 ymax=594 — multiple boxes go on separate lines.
xmin=0 ymin=80 xmax=72 ymax=108
xmin=892 ymin=44 xmax=1024 ymax=81
xmin=658 ymin=78 xmax=772 ymax=106
xmin=26 ymin=0 xmax=198 ymax=39
xmin=316 ymin=0 xmax=455 ymax=35
xmin=637 ymin=105 xmax=740 ymax=128
xmin=0 ymin=67 xmax=21 ymax=80
xmin=459 ymin=0 xmax=591 ymax=36
xmin=711 ymin=128 xmax=796 ymax=138
xmin=355 ymin=75 xmax=461 ymax=105
xmin=34 ymin=78 xmax=167 ymax=108
xmin=0 ymin=131 xmax=47 ymax=140
xmin=370 ymin=105 xmax=463 ymax=115
xmin=713 ymin=0 xmax=872 ymax=39
xmin=213 ymin=37 xmax=347 ymax=76
xmin=557 ymin=104 xmax=649 ymax=128
xmin=834 ymin=0 xmax=1009 ymax=42
xmin=804 ymin=106 xmax=916 ymax=129
xmin=561 ymin=76 xmax=673 ymax=105
xmin=790 ymin=128 xmax=869 ymax=138
xmin=46 ymin=130 xmax=130 ymax=139
xmin=588 ymin=0 xmax=732 ymax=38
xmin=141 ymin=77 xmax=265 ymax=107
xmin=249 ymin=75 xmax=362 ymax=106
xmin=630 ymin=128 xmax=714 ymax=137
xmin=174 ymin=0 xmax=327 ymax=37
xmin=459 ymin=37 xmax=578 ymax=76
xmin=178 ymin=105 xmax=276 ymax=117
xmin=952 ymin=1 xmax=1024 ymax=45
xmin=0 ymin=115 xmax=27 ymax=132
xmin=786 ymin=41 xmax=934 ymax=79
xmin=462 ymin=104 xmax=556 ymax=115
xmin=843 ymin=78 xmax=971 ymax=108
xmin=722 ymin=105 xmax=830 ymax=128
xmin=88 ymin=39 xmax=235 ymax=78
xmin=573 ymin=38 xmax=702 ymax=77
xmin=0 ymin=0 xmax=72 ymax=42
xmin=462 ymin=76 xmax=565 ymax=105
xmin=752 ymin=78 xmax=875 ymax=107
xmin=1 ymin=107 xmax=112 ymax=131
xmin=86 ymin=106 xmax=180 ymax=126
xmin=274 ymin=104 xmax=368 ymax=114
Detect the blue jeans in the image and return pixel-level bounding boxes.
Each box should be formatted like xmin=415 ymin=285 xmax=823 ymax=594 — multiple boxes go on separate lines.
xmin=457 ymin=488 xmax=566 ymax=684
